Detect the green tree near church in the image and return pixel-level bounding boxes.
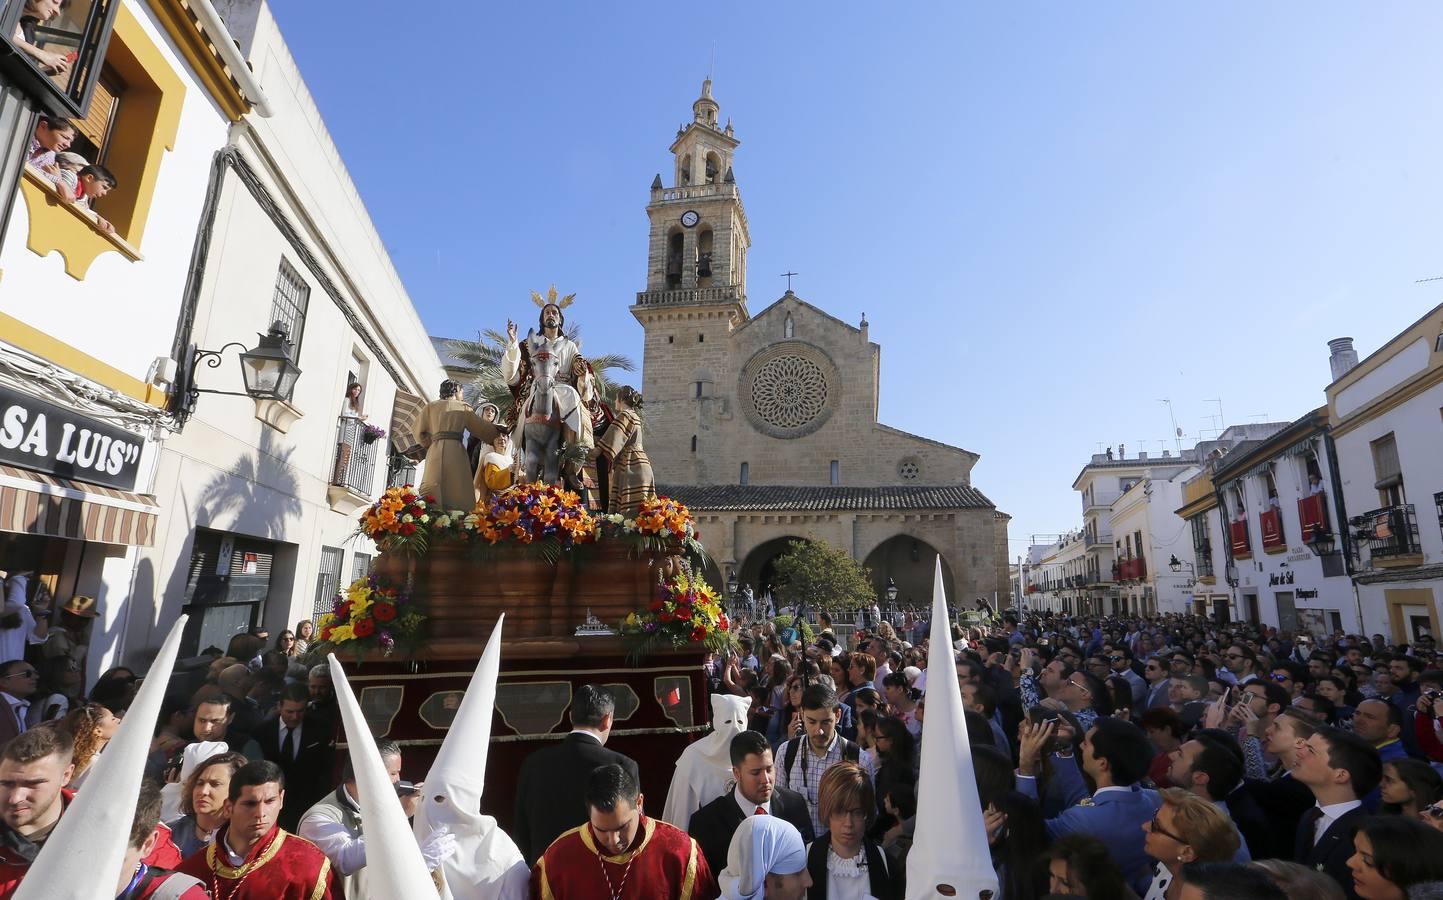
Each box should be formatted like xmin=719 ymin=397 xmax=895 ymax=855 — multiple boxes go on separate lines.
xmin=771 ymin=538 xmax=876 ymax=617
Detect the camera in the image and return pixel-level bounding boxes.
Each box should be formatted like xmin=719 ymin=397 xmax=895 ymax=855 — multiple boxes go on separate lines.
xmin=395 ymin=780 xmax=419 ymax=797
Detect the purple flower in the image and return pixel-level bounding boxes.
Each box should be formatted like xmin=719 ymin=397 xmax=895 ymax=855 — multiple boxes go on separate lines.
xmin=644 ymin=622 xmax=659 ymax=633
xmin=378 ymin=631 xmax=395 ymax=650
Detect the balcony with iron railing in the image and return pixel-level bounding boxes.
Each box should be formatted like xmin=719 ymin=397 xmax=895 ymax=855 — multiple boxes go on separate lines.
xmin=1352 ymin=504 xmax=1423 ymax=569
xmin=328 ymin=417 xmax=380 ymax=514
xmin=1083 ymin=490 xmax=1121 ymax=513
xmin=386 ymin=451 xmax=418 ymax=491
xmin=1084 ymin=532 xmax=1114 ymax=548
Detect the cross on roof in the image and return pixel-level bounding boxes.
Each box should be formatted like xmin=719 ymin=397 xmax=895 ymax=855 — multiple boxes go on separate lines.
xmin=781 ymin=271 xmax=798 ymax=292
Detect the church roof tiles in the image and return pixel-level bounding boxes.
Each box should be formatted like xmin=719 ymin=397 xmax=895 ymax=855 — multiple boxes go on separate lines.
xmin=658 ymin=483 xmax=995 ymax=512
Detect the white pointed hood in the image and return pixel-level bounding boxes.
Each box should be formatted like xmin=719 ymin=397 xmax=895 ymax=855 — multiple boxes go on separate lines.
xmin=415 ymin=615 xmax=529 ymax=900
xmin=328 ymin=653 xmax=436 ymax=895
xmin=15 ymin=615 xmax=188 ymax=900
xmin=662 ymin=693 xmax=751 ymax=829
xmin=905 ymin=559 xmax=1000 ymax=900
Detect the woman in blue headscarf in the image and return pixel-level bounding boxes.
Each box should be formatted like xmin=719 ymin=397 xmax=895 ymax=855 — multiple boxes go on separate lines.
xmin=720 ymin=815 xmax=812 ymax=900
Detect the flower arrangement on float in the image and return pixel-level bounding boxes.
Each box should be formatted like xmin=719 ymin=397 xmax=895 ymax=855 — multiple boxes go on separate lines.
xmin=356 ymin=485 xmax=479 ymax=554
xmin=311 ymin=575 xmax=426 ymax=661
xmin=597 ymin=496 xmax=706 ymax=559
xmin=620 ymin=556 xmax=733 ymax=662
xmin=472 ymin=481 xmax=597 ymax=562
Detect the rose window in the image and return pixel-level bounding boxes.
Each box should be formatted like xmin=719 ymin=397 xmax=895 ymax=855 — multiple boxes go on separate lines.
xmin=751 ymin=355 xmax=828 ymax=429
xmin=899 ymin=461 xmax=920 ymax=480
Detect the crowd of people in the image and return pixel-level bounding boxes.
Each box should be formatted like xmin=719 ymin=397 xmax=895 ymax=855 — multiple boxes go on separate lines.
xmin=10 ymin=552 xmax=1443 ymax=900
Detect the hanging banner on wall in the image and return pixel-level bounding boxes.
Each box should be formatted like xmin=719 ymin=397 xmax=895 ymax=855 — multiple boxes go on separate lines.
xmin=0 ymin=384 xmax=143 ymax=490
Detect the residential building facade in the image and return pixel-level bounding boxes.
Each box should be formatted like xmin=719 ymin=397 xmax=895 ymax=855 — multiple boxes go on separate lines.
xmin=1326 ymin=318 xmax=1443 ymax=643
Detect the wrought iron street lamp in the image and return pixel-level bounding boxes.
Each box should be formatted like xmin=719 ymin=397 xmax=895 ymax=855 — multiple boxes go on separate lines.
xmin=175 ymin=323 xmax=302 ymax=425
xmin=885 ymin=577 xmax=899 ymax=603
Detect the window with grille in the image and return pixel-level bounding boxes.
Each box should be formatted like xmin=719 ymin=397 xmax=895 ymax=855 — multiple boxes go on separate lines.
xmin=314 ymin=546 xmax=344 ymax=620
xmin=352 ymin=552 xmax=371 ymax=581
xmin=269 ymin=258 xmax=310 ymax=354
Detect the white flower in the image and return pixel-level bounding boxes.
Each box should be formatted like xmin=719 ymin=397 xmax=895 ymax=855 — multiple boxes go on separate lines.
xmin=435 ymin=515 xmax=452 ymax=529
xmin=419 ymin=515 xmax=431 ymax=524
xmin=402 ymin=514 xmax=414 ymax=524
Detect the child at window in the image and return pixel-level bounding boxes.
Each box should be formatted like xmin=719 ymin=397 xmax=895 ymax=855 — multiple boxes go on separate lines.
xmin=52 ymin=151 xmax=88 ymax=200
xmin=73 ymin=164 xmax=116 ymax=233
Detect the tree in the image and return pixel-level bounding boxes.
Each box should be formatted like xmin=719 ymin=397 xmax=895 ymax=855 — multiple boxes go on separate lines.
xmin=444 ymin=326 xmax=636 ymax=416
xmin=770 ymin=538 xmax=876 ymax=616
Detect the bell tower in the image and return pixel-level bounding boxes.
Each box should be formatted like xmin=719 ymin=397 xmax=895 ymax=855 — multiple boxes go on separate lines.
xmin=632 ymin=80 xmax=752 ymax=483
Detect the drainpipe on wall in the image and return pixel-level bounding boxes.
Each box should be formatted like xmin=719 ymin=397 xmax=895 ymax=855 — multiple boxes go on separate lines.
xmin=1323 ymin=431 xmax=1366 ymax=633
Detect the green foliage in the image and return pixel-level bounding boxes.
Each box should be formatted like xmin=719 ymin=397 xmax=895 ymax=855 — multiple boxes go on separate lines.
xmin=770 ymin=538 xmax=876 ymax=615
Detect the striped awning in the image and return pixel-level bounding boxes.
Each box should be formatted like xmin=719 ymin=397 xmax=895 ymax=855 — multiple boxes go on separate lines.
xmin=389 ymin=389 xmax=425 ymax=456
xmin=0 ymin=464 xmax=158 ymax=546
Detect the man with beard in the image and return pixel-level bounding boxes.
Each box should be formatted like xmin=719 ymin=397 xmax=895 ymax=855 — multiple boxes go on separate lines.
xmin=501 ymin=289 xmax=596 ymax=487
xmin=687 ymin=731 xmax=814 ymax=877
xmin=177 ymin=760 xmax=338 ymax=899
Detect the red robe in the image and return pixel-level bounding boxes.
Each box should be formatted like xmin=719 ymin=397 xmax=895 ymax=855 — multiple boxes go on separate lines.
xmin=531 ymin=815 xmax=716 ymax=900
xmin=175 ymin=825 xmax=338 ymax=900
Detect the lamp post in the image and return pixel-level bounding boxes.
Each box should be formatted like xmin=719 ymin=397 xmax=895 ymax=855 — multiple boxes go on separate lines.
xmin=726 ymin=571 xmax=741 ymax=624
xmin=175 ymin=323 xmax=302 ymax=426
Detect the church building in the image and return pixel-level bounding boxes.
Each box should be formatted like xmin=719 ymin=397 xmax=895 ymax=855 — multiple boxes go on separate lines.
xmin=636 ymin=81 xmax=1009 ymax=610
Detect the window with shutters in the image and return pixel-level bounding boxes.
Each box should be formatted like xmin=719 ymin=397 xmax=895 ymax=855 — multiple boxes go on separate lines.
xmin=1371 ymin=433 xmax=1405 ymax=506
xmin=269 ymin=258 xmax=310 ymax=354
xmin=68 ymin=67 xmax=124 ymax=166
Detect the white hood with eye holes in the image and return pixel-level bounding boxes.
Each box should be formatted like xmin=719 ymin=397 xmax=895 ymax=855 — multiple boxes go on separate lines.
xmin=661 ymin=693 xmax=752 ymax=830
xmin=414 ymin=615 xmax=529 ymax=900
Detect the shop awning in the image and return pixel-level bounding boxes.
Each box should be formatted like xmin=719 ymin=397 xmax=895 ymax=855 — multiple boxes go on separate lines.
xmin=0 ymin=464 xmax=158 ymax=547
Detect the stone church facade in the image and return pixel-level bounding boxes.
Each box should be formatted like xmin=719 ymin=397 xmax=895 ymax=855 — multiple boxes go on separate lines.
xmin=632 ymin=81 xmax=1009 ymax=610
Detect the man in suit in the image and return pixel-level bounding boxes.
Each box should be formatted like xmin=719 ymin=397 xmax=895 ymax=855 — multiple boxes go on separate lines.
xmin=256 ymin=683 xmax=334 ymax=832
xmin=1166 ymin=730 xmax=1253 ymax=862
xmin=0 ymin=660 xmax=39 ymax=748
xmin=1291 ymin=725 xmax=1382 ymax=900
xmin=514 ymin=684 xmax=640 ymax=865
xmin=1016 ymin=717 xmax=1162 ymax=895
xmin=688 ymin=730 xmax=814 ymax=876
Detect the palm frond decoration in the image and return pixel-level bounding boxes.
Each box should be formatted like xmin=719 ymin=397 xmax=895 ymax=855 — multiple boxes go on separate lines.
xmin=442 ymin=329 xmax=637 ymax=417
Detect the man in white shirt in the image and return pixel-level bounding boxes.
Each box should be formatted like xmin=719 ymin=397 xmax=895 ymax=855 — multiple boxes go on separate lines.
xmin=1290 ymin=726 xmax=1381 ymax=899
xmin=0 ymin=571 xmax=47 ymax=666
xmin=686 ymin=730 xmax=815 ymax=877
xmin=298 ymin=738 xmax=455 ymax=899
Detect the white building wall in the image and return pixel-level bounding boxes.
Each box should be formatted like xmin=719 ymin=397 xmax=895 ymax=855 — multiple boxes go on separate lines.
xmin=124 ymin=5 xmax=445 ymax=662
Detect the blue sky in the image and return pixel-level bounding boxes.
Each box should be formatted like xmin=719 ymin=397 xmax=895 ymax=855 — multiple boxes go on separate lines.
xmin=271 ymin=3 xmax=1443 ymax=554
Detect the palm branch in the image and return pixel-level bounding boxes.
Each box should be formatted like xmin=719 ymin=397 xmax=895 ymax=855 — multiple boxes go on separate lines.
xmin=442 ymin=329 xmax=637 ymax=417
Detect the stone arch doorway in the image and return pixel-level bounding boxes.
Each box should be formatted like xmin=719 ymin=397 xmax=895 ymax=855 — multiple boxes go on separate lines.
xmin=862 ymin=535 xmax=956 ymax=614
xmin=738 ymin=536 xmax=810 ymax=600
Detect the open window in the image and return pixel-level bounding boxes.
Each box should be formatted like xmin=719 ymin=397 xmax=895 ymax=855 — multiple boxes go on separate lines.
xmin=0 ymin=0 xmax=121 ymax=116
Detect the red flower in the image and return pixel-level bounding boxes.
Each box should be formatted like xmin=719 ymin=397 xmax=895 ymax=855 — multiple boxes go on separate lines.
xmin=676 ymin=607 xmax=692 ymax=621
xmin=690 ymin=626 xmax=707 ymax=641
xmin=424 ymin=495 xmax=436 ymax=504
xmin=399 ymin=523 xmax=417 ymax=536
xmin=401 ymin=493 xmax=417 ymax=504
xmin=372 ymin=602 xmax=397 ymax=622
xmin=320 ymin=626 xmax=333 ymax=641
xmin=659 ymin=611 xmax=674 ymax=623
xmin=353 ymin=617 xmax=376 ymax=637
xmin=649 ymin=599 xmax=664 ymax=612
xmin=408 ymin=506 xmax=424 ymax=518
xmin=719 ymin=615 xmax=730 ymax=630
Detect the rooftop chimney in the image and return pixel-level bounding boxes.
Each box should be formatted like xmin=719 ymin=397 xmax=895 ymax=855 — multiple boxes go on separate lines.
xmin=1329 ymin=337 xmax=1360 ymax=381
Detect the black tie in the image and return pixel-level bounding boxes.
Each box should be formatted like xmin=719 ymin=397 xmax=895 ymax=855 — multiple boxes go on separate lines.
xmin=282 ymin=727 xmax=296 ymax=761
xmin=1301 ymin=805 xmax=1325 ymax=847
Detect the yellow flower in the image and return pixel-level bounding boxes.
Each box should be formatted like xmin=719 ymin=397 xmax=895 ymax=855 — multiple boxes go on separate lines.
xmin=330 ymin=624 xmax=355 ymax=643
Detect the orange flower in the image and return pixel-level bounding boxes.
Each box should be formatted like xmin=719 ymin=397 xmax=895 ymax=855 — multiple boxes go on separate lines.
xmin=495 ymin=507 xmax=521 ymax=526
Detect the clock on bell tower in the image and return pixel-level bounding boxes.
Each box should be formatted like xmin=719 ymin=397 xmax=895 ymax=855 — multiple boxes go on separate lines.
xmin=634 ymin=78 xmax=751 ymax=310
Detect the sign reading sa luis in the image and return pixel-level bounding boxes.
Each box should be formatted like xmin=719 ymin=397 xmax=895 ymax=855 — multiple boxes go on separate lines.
xmin=0 ymin=385 xmax=143 ymax=491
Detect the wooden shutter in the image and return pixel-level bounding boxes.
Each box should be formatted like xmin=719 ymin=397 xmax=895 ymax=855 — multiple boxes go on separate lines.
xmin=75 ymin=70 xmax=123 ymax=160
xmin=1371 ymin=434 xmax=1402 ymax=489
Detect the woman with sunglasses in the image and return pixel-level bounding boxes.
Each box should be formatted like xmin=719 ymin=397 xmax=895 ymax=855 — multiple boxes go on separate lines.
xmin=1139 ymin=788 xmax=1240 ymax=900
xmin=1379 ymin=757 xmax=1443 ymax=819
